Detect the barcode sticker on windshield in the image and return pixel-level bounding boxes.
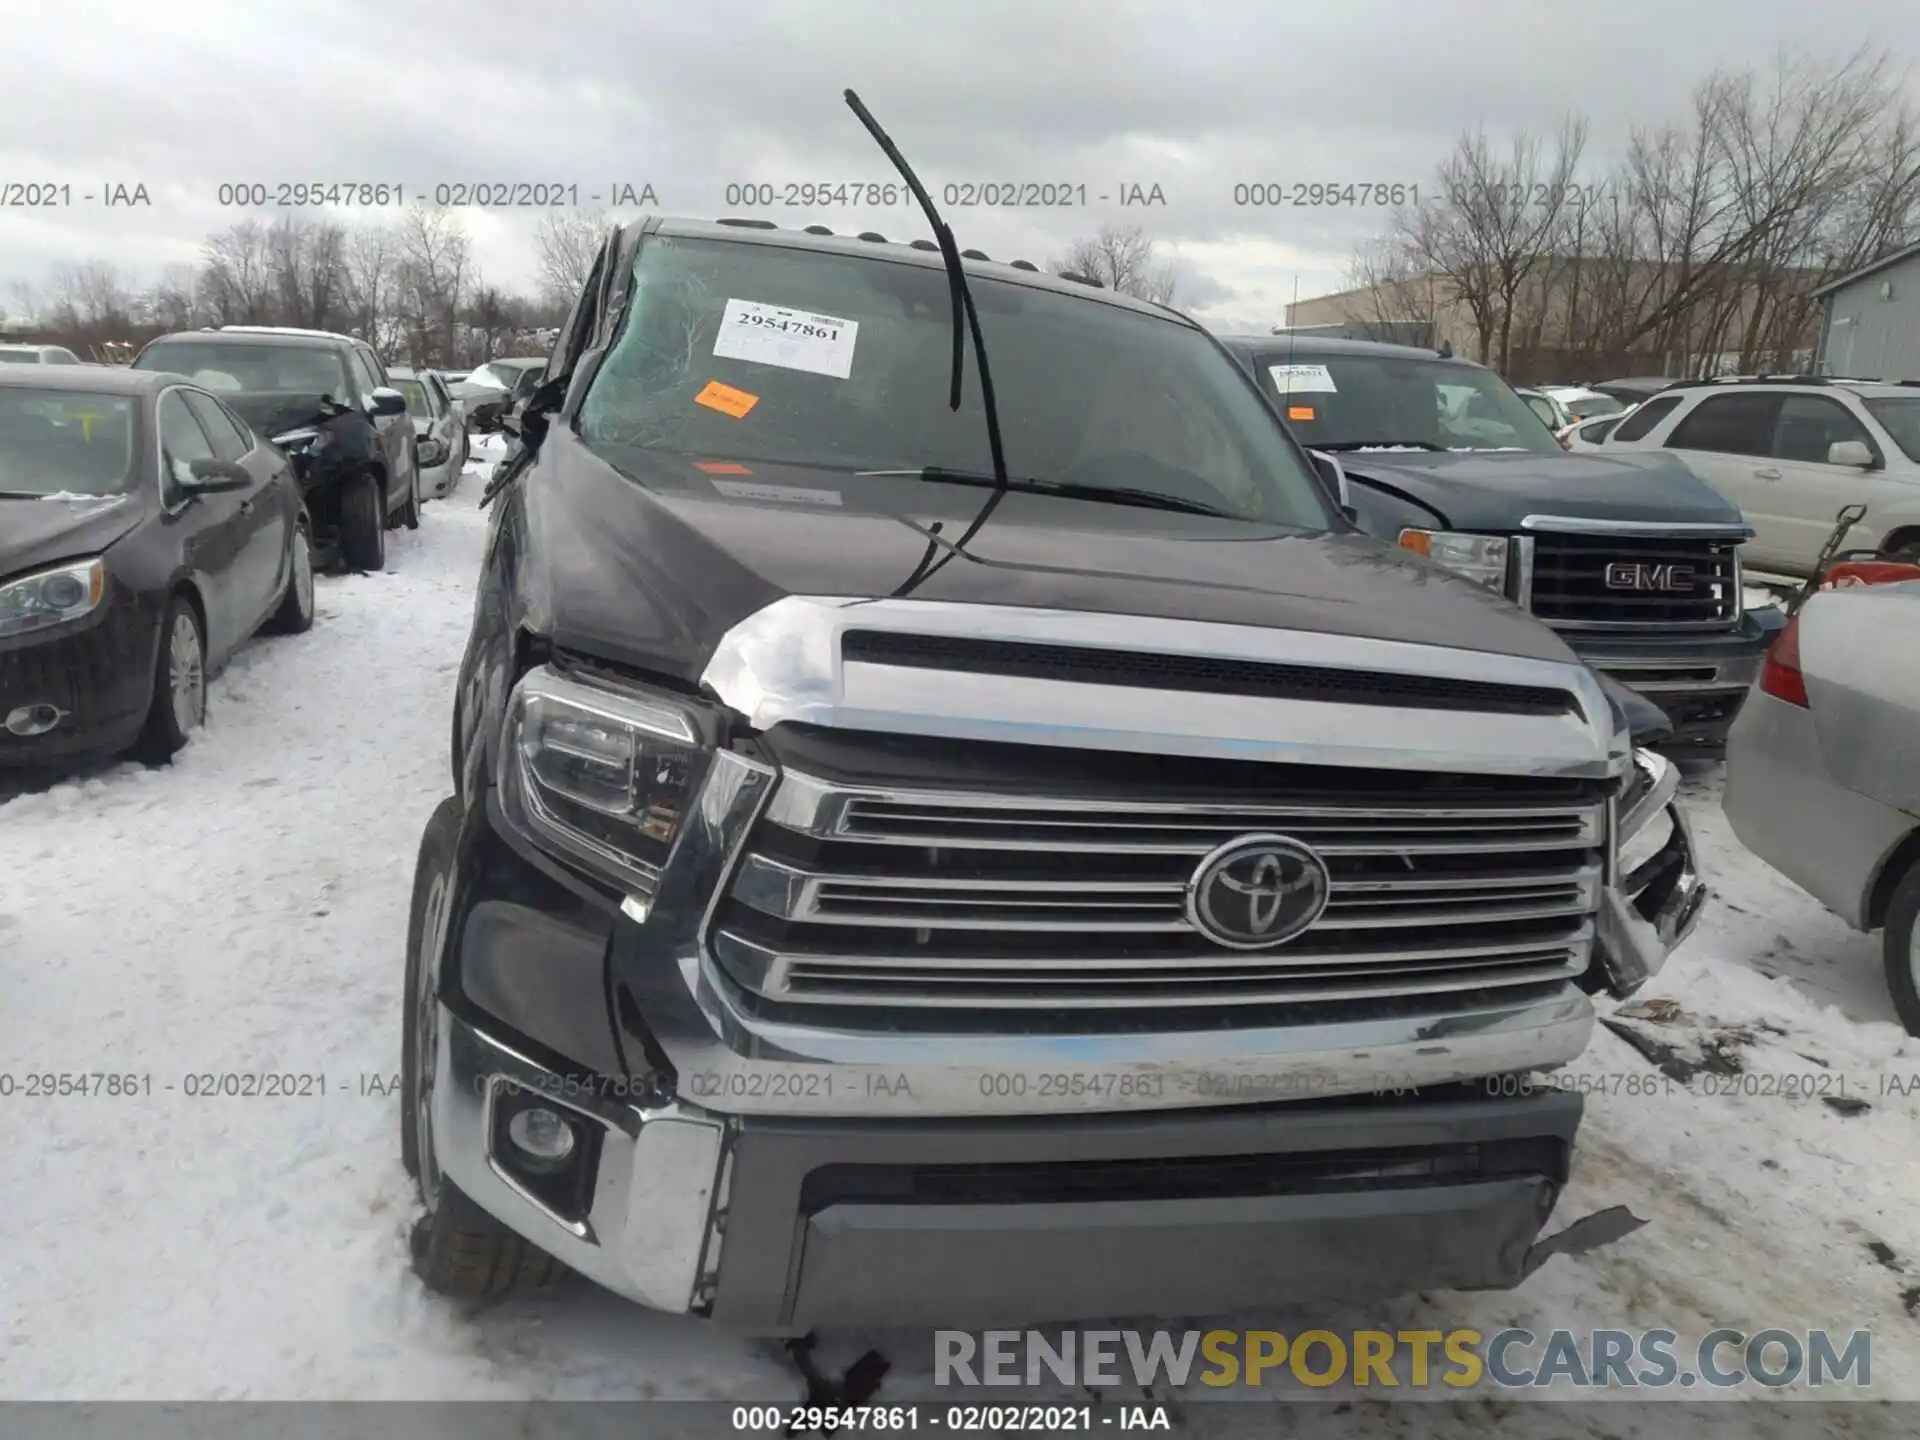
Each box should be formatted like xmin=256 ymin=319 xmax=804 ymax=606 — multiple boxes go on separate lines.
xmin=1268 ymin=363 xmax=1337 ymax=394
xmin=713 ymin=299 xmax=859 ymax=379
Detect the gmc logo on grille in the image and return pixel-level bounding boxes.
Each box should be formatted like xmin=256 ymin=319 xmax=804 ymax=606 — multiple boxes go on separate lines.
xmin=1604 ymin=561 xmax=1697 ymax=592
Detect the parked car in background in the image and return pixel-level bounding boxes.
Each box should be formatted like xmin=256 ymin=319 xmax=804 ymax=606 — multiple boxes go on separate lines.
xmin=452 ymin=358 xmax=545 ymax=432
xmin=1591 ymin=377 xmax=1678 ymax=405
xmin=1542 ymin=387 xmax=1628 ymax=423
xmin=399 ymin=214 xmax=1700 ymax=1328
xmin=129 ymin=327 xmax=421 ymax=572
xmin=1723 ymin=577 xmax=1920 ymax=1033
xmin=1600 ymin=376 xmax=1920 ymax=574
xmin=0 ymin=344 xmax=84 ymax=365
xmin=1223 ymin=335 xmax=1782 ymax=753
xmin=389 ymin=366 xmax=468 ymax=500
xmin=0 ymin=367 xmax=315 ymax=769
xmin=1561 ymin=409 xmax=1635 ymax=451
xmin=1516 ymin=387 xmax=1571 ymax=430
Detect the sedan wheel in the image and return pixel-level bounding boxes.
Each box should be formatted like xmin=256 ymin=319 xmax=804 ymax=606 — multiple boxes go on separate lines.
xmin=133 ymin=596 xmax=206 ymax=763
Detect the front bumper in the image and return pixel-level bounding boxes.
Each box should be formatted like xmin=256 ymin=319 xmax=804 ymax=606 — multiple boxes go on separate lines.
xmin=0 ymin=601 xmax=155 ymax=767
xmin=433 ymin=1009 xmax=1589 ymax=1332
xmin=1569 ymin=610 xmax=1780 ymax=753
xmin=1596 ymin=750 xmax=1709 ymax=995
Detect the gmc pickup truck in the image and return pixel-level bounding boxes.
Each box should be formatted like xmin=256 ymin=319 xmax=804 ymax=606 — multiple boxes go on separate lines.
xmin=1220 ymin=335 xmax=1786 ymax=755
xmin=399 ymin=212 xmax=1705 ymax=1337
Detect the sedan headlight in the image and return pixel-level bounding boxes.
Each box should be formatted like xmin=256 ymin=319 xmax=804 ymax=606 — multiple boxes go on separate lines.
xmin=417 ymin=438 xmax=448 ymax=467
xmin=496 ymin=665 xmax=716 ymax=895
xmin=0 ymin=557 xmax=107 ymax=639
xmin=1398 ymin=530 xmax=1511 ymax=591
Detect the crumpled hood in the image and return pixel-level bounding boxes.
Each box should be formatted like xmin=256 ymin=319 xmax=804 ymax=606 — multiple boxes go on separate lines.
xmin=1335 ymin=447 xmax=1751 ymax=532
xmin=0 ymin=493 xmax=147 ymax=580
xmin=216 ymin=391 xmax=342 ymax=442
xmin=515 ymin=432 xmax=1582 ymax=685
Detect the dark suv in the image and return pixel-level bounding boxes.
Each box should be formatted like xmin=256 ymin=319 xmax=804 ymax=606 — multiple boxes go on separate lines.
xmin=397 ymin=216 xmax=1707 ymax=1333
xmin=1219 ymin=336 xmax=1785 ymax=754
xmin=131 ymin=327 xmax=421 ymax=571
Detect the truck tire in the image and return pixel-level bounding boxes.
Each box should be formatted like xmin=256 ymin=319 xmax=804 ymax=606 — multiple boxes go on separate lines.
xmin=1883 ymin=861 xmax=1920 ymax=1037
xmin=341 ymin=473 xmax=386 ymax=573
xmin=402 ymin=795 xmax=568 ymax=1300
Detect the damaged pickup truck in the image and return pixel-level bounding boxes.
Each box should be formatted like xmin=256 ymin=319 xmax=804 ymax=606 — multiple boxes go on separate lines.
xmin=401 ymin=126 xmax=1705 ymax=1337
xmin=1222 ymin=336 xmax=1784 ymax=755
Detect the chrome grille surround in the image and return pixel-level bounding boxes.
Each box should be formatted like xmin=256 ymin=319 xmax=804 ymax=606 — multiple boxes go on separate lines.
xmin=1516 ymin=515 xmax=1751 ymax=632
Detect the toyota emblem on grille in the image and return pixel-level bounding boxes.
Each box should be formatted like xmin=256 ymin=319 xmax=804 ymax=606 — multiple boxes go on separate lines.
xmin=1185 ymin=834 xmax=1332 ymax=950
xmin=1604 ymin=561 xmax=1696 ymax=592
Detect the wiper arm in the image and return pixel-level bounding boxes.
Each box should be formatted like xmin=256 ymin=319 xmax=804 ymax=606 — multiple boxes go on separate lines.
xmin=844 ymin=90 xmax=1010 ymax=596
xmin=858 ymin=467 xmax=1235 ymax=517
xmin=1315 ymin=440 xmax=1447 ymax=452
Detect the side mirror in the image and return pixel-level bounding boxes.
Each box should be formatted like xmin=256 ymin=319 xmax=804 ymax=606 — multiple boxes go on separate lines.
xmin=369 ymin=387 xmax=409 ymax=418
xmin=1827 ymin=439 xmax=1875 ymax=468
xmin=178 ymin=457 xmax=253 ymax=494
xmin=1308 ymin=449 xmax=1351 ymax=507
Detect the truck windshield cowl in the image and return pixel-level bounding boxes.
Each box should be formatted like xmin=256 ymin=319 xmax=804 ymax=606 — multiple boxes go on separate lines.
xmin=577 ymin=235 xmax=1336 ymax=530
xmin=1265 ymin=352 xmax=1564 ymax=456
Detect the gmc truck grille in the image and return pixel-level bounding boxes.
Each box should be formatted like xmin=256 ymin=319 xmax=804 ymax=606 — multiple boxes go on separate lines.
xmin=713 ymin=761 xmax=1608 ymax=1027
xmin=1526 ymin=533 xmax=1740 ymax=628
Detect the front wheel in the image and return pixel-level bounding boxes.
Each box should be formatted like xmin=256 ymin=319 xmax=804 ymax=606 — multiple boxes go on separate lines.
xmin=265 ymin=522 xmax=315 ymax=634
xmin=132 ymin=596 xmax=206 ymax=763
xmin=395 ymin=466 xmax=422 ymax=531
xmin=401 ymin=796 xmax=567 ymax=1300
xmin=340 ymin=474 xmax=386 ymax=573
xmin=1882 ymin=862 xmax=1920 ymax=1037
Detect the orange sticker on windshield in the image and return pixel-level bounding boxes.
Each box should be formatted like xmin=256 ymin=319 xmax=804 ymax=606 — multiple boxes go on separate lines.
xmin=695 ymin=380 xmax=758 ymax=418
xmin=1287 ymin=405 xmax=1315 ymax=421
xmin=695 ymin=460 xmax=752 ymax=474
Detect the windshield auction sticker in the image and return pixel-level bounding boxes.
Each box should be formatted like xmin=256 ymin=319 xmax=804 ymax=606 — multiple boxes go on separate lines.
xmin=694 ymin=379 xmax=759 ymax=418
xmin=713 ymin=298 xmax=859 ymax=379
xmin=1268 ymin=363 xmax=1338 ymax=393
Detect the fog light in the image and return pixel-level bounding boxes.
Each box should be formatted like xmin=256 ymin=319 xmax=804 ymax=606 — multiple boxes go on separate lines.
xmin=6 ymin=704 xmax=65 ymax=737
xmin=506 ymin=1105 xmax=578 ymax=1170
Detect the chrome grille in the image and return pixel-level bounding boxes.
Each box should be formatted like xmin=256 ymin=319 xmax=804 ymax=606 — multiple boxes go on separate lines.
xmin=1526 ymin=532 xmax=1740 ymax=629
xmin=712 ymin=770 xmax=1606 ymax=1020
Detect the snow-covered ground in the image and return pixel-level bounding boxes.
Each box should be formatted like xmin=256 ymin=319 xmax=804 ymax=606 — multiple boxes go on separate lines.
xmin=2 ymin=437 xmax=1916 ymax=1430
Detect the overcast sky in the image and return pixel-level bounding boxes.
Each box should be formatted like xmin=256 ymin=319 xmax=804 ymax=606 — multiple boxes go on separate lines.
xmin=2 ymin=0 xmax=1915 ymax=333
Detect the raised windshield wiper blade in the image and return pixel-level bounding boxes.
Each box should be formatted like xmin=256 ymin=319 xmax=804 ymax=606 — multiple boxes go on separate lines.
xmin=858 ymin=467 xmax=1234 ymax=517
xmin=1315 ymin=440 xmax=1447 ymax=452
xmin=844 ymin=90 xmax=1010 ymax=596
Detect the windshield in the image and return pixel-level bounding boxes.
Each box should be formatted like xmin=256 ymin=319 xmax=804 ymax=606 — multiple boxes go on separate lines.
xmin=578 ymin=235 xmax=1334 ymax=527
xmin=0 ymin=388 xmax=139 ymax=495
xmin=132 ymin=341 xmax=351 ymax=398
xmin=1863 ymin=397 xmax=1920 ymax=463
xmin=1561 ymin=392 xmax=1625 ymax=419
xmin=1258 ymin=352 xmax=1564 ymax=454
xmin=393 ymin=378 xmax=433 ymax=415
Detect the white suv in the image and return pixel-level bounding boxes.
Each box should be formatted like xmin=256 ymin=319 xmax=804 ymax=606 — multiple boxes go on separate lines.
xmin=1602 ymin=377 xmax=1920 ymax=575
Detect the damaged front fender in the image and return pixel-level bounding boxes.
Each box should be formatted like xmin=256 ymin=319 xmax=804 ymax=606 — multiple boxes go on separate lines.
xmin=1585 ymin=749 xmax=1708 ymax=1000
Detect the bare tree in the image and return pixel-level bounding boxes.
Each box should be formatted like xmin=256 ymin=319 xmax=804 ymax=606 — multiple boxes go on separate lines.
xmin=264 ymin=215 xmax=349 ymax=331
xmin=533 ymin=209 xmax=610 ymax=308
xmin=1054 ymin=225 xmax=1177 ymax=304
xmin=199 ymin=220 xmax=276 ymax=325
xmin=393 ymin=204 xmax=471 ymax=365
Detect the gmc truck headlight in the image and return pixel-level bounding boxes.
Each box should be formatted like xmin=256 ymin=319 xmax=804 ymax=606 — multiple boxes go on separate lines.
xmin=497 ymin=665 xmax=715 ymax=895
xmin=1398 ymin=529 xmax=1511 ymax=592
xmin=0 ymin=557 xmax=106 ymax=639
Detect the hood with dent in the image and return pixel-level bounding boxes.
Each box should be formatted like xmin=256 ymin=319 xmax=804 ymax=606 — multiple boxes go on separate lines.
xmin=514 ymin=431 xmax=1582 ymax=685
xmin=1 ymin=492 xmax=146 ymax=579
xmin=1336 ymin=448 xmax=1749 ymax=531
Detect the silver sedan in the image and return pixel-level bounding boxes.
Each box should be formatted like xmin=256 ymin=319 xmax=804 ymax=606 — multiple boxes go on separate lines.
xmin=1723 ymin=580 xmax=1920 ymax=1032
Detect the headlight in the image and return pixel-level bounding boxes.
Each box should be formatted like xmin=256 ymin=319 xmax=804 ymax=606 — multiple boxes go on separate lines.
xmin=1398 ymin=530 xmax=1511 ymax=591
xmin=496 ymin=665 xmax=716 ymax=895
xmin=0 ymin=557 xmax=107 ymax=639
xmin=418 ymin=438 xmax=447 ymax=467
xmin=271 ymin=427 xmax=333 ymax=454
